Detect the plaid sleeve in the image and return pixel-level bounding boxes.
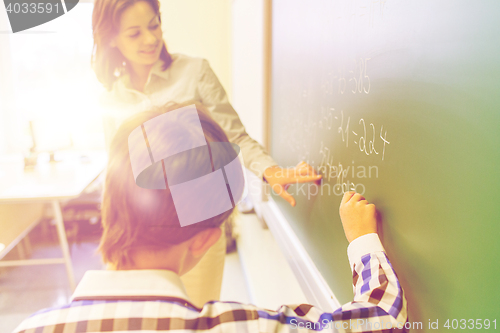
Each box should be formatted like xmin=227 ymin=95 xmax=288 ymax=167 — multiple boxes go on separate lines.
xmin=257 ymin=251 xmax=408 ymax=333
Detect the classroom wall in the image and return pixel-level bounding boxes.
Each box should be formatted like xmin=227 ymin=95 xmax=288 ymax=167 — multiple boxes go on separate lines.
xmin=162 ymin=0 xmax=266 ymax=145
xmin=159 ymin=0 xmax=233 ymax=99
xmin=231 ymin=0 xmax=310 ymax=310
xmin=231 ymin=0 xmax=265 ymax=145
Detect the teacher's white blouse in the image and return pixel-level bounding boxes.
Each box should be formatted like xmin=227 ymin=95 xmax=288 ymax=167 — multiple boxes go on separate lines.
xmin=100 ymin=53 xmax=277 ymax=178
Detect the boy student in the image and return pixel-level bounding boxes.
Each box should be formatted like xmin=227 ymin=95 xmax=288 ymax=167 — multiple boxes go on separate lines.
xmin=13 ymin=104 xmax=408 ymax=333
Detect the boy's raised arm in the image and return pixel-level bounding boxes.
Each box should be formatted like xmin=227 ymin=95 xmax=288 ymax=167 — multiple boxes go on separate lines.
xmin=255 ymin=192 xmax=408 ymax=332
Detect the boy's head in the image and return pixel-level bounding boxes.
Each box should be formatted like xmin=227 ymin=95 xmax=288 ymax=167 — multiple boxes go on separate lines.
xmin=99 ymin=103 xmax=240 ymax=273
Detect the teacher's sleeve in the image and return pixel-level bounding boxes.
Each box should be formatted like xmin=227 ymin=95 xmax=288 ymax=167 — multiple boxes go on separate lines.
xmin=197 ymin=59 xmax=278 ymax=179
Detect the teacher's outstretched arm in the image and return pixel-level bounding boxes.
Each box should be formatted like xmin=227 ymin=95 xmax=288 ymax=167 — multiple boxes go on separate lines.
xmin=263 ymin=161 xmax=322 ymax=207
xmin=197 ymin=60 xmax=322 ymax=207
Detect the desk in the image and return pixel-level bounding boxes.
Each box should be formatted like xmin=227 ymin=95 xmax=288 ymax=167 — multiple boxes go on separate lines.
xmin=0 ymin=151 xmax=107 ymax=291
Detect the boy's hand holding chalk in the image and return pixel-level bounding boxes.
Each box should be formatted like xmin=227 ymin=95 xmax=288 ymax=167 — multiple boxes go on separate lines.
xmin=339 ymin=191 xmax=378 ymax=243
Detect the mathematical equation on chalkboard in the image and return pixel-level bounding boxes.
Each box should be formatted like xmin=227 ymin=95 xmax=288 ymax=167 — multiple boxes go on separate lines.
xmin=321 ymin=58 xmax=371 ymax=96
xmin=314 ymin=108 xmax=390 ymax=159
xmin=337 ymin=110 xmax=390 ymax=159
xmin=281 ymin=108 xmax=390 ymax=170
xmin=334 ymin=0 xmax=388 ymax=28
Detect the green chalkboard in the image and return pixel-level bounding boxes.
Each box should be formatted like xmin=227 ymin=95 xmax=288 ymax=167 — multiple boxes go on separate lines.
xmin=270 ymin=0 xmax=500 ymax=330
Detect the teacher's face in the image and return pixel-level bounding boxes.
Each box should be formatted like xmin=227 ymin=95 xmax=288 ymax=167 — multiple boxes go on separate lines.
xmin=112 ymin=1 xmax=163 ymax=68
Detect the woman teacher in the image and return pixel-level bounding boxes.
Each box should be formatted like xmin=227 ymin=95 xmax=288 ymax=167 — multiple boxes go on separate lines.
xmin=91 ymin=0 xmax=321 ymax=307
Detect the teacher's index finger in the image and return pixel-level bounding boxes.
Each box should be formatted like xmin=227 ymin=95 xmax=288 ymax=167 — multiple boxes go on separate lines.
xmin=292 ymin=174 xmax=322 ymax=183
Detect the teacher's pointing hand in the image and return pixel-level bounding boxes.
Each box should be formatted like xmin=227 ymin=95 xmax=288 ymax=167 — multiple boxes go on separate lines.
xmin=263 ymin=161 xmax=322 ymax=207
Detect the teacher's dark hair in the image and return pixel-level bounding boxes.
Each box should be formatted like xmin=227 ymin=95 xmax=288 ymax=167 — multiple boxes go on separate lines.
xmin=91 ymin=0 xmax=172 ymax=91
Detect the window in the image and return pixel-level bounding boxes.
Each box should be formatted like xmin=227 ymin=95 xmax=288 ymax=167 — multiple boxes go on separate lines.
xmin=2 ymin=3 xmax=105 ymax=153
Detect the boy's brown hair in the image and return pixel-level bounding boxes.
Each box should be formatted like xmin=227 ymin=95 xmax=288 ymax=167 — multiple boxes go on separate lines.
xmin=99 ymin=103 xmax=236 ymax=268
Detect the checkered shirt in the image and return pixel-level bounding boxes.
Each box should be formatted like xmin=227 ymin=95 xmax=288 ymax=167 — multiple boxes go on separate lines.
xmin=13 ymin=234 xmax=407 ymax=333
